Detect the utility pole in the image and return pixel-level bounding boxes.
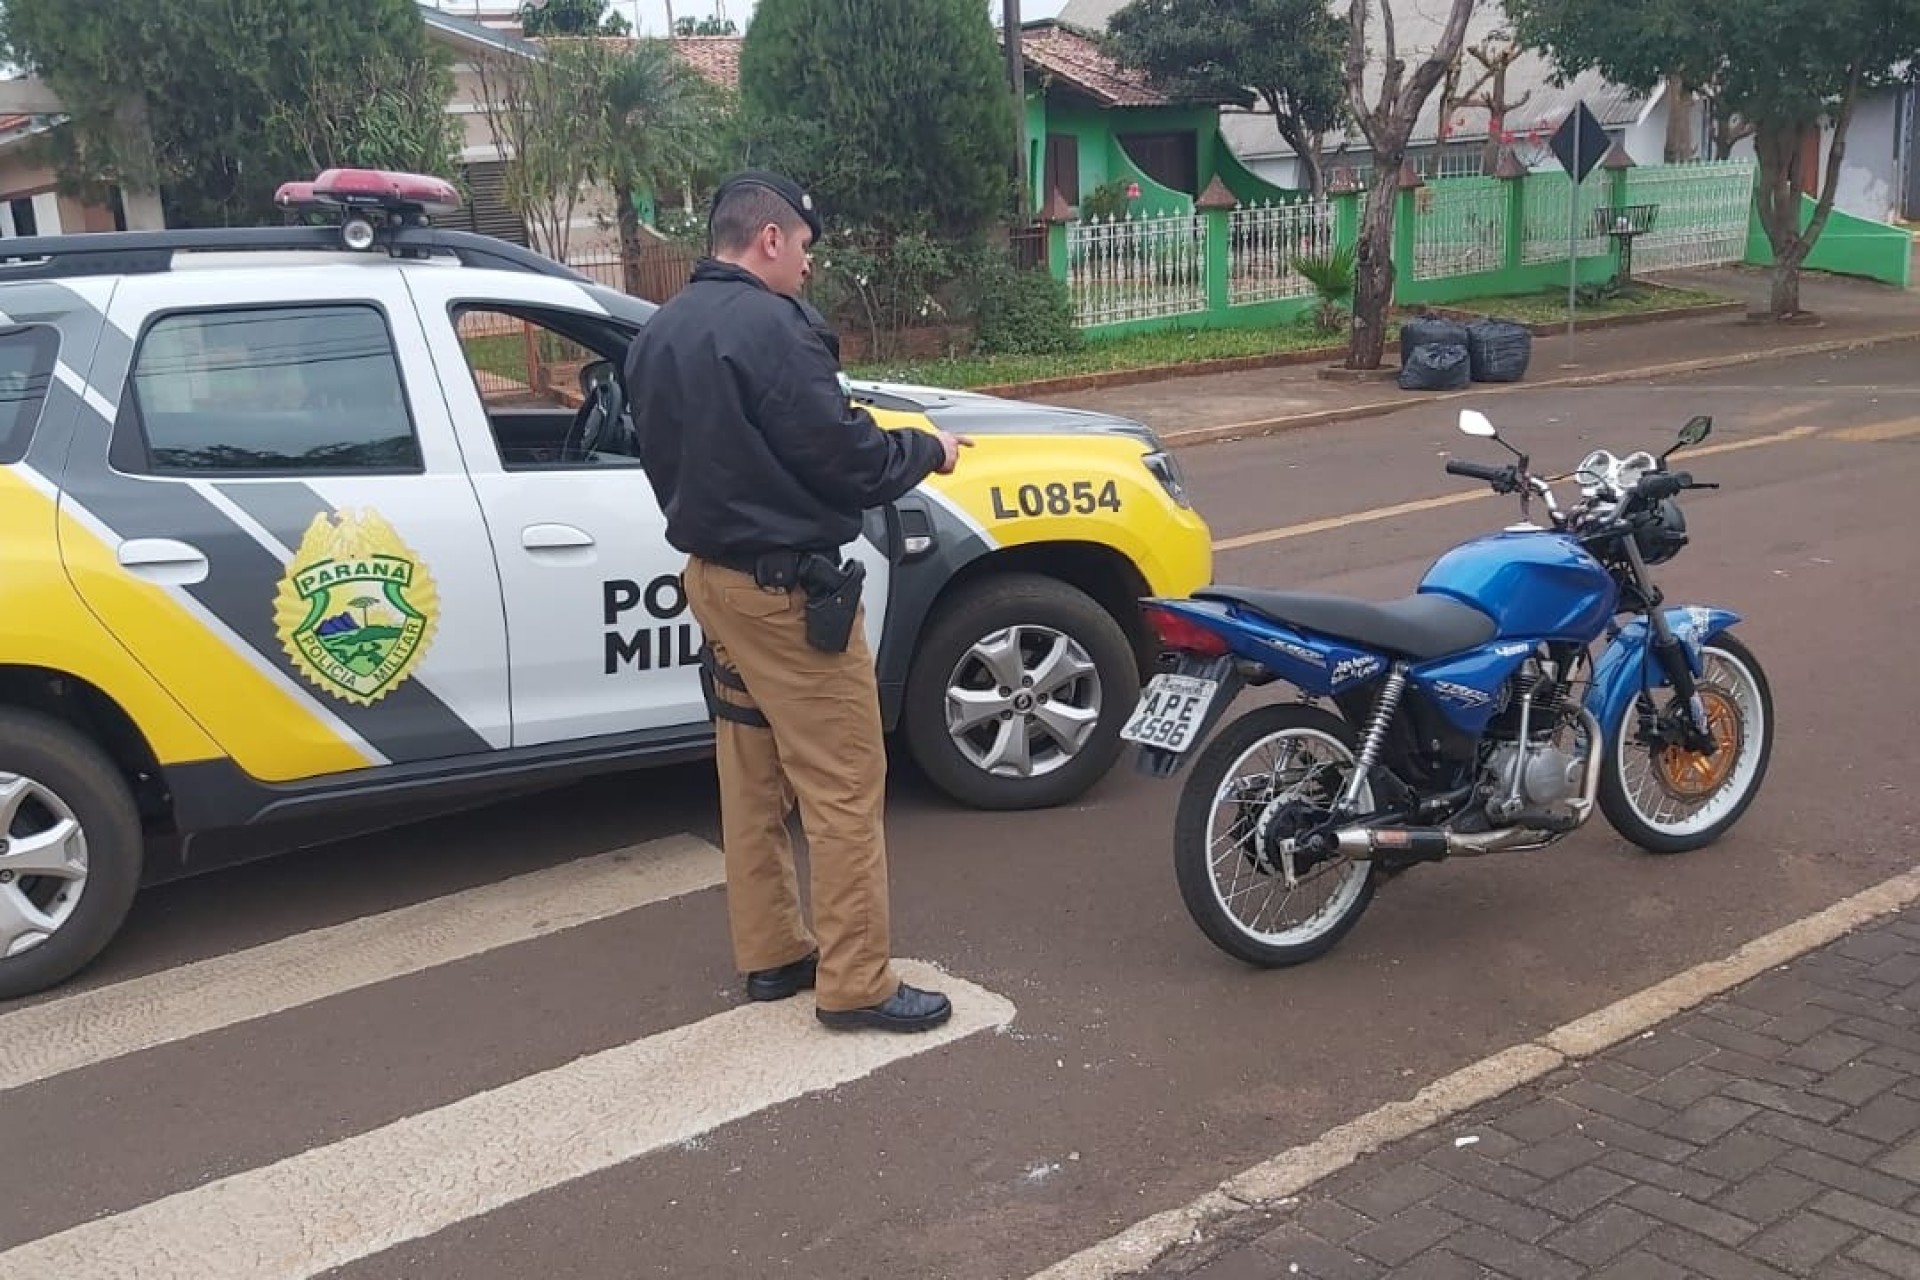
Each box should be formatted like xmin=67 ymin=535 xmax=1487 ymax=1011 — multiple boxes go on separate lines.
xmin=1004 ymin=0 xmax=1028 ymax=212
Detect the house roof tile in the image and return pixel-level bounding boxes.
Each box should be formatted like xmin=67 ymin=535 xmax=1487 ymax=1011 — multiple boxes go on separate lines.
xmin=671 ymin=37 xmax=742 ymax=90
xmin=645 ymin=21 xmax=1179 ymax=109
xmin=1018 ymin=21 xmax=1174 ymax=108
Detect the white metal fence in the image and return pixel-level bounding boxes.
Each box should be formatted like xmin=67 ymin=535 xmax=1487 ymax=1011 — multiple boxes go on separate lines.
xmin=1521 ymin=173 xmax=1611 ymax=265
xmin=1226 ymin=199 xmax=1338 ymax=305
xmin=1623 ymin=159 xmax=1759 ymax=272
xmin=1053 ymin=160 xmax=1759 ymax=328
xmin=1412 ymin=178 xmax=1508 ymax=280
xmin=1064 ymin=211 xmax=1207 ymax=326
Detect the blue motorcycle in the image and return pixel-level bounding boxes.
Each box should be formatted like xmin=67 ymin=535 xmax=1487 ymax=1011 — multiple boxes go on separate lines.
xmin=1125 ymin=409 xmax=1773 ymax=967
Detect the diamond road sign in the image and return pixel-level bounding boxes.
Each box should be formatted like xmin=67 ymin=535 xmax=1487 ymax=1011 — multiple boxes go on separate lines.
xmin=1549 ymin=100 xmax=1609 ymax=184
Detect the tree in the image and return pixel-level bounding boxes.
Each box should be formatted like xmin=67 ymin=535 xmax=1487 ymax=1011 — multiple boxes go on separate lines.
xmin=474 ymin=38 xmax=619 ymax=262
xmin=736 ymin=0 xmax=1016 ymax=243
xmin=520 ymin=0 xmax=632 ymax=37
xmin=1098 ymin=0 xmax=1347 ymax=198
xmin=0 ymin=0 xmax=451 ymax=227
xmin=1507 ymin=0 xmax=1920 ymax=318
xmin=589 ymin=39 xmax=732 ymax=294
xmin=270 ymin=48 xmax=464 ymax=182
xmin=675 ymin=16 xmax=741 ymax=35
xmin=1436 ymin=35 xmax=1532 ymax=172
xmin=1340 ymin=0 xmax=1479 ymax=370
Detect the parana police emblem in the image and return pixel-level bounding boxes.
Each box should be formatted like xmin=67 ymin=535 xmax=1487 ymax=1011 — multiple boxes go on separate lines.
xmin=272 ymin=509 xmax=439 ymax=706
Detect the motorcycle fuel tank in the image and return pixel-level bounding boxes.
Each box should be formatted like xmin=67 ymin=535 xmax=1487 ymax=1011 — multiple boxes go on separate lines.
xmin=1417 ymin=528 xmax=1618 ymax=643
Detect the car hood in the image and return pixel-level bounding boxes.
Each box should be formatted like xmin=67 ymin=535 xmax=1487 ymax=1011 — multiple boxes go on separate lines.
xmin=846 ymin=378 xmax=1159 ymax=446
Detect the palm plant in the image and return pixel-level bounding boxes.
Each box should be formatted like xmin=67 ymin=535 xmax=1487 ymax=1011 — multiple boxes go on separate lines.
xmin=1292 ymin=241 xmax=1356 ymax=333
xmin=591 ymin=39 xmax=731 ymax=295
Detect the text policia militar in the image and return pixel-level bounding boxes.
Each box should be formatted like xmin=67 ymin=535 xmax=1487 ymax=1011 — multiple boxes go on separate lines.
xmin=603 ymin=575 xmax=702 ymax=675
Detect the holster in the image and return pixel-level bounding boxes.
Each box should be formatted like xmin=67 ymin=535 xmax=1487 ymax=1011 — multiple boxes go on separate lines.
xmin=696 ymin=643 xmax=769 ymax=728
xmin=797 ymin=554 xmax=865 ymax=654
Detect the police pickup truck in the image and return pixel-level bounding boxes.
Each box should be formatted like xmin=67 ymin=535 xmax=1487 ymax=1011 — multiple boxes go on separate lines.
xmin=0 ymin=168 xmax=1213 ymax=999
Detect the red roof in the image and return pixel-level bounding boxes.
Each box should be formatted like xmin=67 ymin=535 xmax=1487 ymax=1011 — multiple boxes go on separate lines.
xmin=649 ymin=23 xmax=1175 ymax=109
xmin=1019 ymin=22 xmax=1172 ymax=108
xmin=671 ymin=37 xmax=742 ymax=90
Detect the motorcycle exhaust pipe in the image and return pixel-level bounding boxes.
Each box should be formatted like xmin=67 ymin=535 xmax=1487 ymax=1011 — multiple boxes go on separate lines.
xmin=1326 ymin=708 xmax=1606 ymax=861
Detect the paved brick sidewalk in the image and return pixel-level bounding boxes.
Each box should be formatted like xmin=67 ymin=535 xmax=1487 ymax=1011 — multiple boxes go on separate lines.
xmin=1127 ymin=903 xmax=1920 ymax=1280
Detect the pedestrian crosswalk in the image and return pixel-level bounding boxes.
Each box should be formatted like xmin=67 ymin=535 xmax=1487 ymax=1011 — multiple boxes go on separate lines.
xmin=0 ymin=833 xmax=1018 ymax=1279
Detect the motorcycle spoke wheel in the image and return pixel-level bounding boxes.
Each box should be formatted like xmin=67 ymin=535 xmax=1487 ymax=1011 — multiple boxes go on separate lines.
xmin=1173 ymin=704 xmax=1376 ymax=967
xmin=1601 ymin=636 xmax=1773 ymax=853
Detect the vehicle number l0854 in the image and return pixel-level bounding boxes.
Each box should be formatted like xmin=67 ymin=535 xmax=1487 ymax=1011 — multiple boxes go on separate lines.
xmin=990 ymin=480 xmax=1121 ymax=520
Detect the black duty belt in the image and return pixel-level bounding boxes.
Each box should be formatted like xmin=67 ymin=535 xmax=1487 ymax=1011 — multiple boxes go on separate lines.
xmin=701 ymin=547 xmax=867 ymax=654
xmin=707 ymin=548 xmax=839 ymax=592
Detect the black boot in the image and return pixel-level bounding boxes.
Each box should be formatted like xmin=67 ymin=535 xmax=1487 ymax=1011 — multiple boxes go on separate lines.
xmin=816 ymin=982 xmax=952 ymax=1033
xmin=745 ymin=951 xmax=818 ymax=1002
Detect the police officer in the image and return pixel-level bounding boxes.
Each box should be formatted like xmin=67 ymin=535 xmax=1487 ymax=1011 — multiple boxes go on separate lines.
xmin=622 ymin=170 xmax=969 ymax=1034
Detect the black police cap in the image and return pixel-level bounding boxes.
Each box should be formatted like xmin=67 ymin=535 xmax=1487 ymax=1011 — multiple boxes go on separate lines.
xmin=710 ymin=169 xmax=823 ymax=241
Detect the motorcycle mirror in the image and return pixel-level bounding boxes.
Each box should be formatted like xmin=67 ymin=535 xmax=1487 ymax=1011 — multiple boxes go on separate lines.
xmin=1662 ymin=414 xmax=1713 ymax=460
xmin=1458 ymin=409 xmax=1498 ymax=438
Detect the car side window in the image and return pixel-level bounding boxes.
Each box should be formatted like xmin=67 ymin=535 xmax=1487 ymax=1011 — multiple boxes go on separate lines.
xmin=124 ymin=303 xmax=422 ymax=474
xmin=451 ymin=304 xmax=640 ymax=471
xmin=0 ymin=323 xmax=58 ymax=465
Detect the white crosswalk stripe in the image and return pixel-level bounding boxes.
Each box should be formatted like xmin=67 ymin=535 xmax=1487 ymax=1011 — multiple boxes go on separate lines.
xmin=0 ymin=833 xmax=1018 ymax=1278
xmin=0 ymin=833 xmax=727 ymax=1094
xmin=0 ymin=961 xmax=1012 ymax=1280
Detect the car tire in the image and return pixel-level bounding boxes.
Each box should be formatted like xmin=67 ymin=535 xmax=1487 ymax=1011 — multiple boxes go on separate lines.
xmin=0 ymin=709 xmax=144 ymax=1002
xmin=901 ymin=573 xmax=1139 ymax=811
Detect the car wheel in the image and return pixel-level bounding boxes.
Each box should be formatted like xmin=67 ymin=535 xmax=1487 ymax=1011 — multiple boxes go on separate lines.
xmin=0 ymin=708 xmax=144 ymax=1002
xmin=902 ymin=573 xmax=1140 ymax=810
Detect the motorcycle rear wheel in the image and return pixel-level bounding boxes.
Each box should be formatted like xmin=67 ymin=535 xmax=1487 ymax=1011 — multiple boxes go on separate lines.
xmin=1172 ymin=703 xmax=1376 ymax=967
xmin=1599 ymin=633 xmax=1774 ymax=854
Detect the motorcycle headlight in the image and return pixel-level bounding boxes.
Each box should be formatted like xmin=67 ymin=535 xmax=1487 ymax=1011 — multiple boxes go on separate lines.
xmin=1142 ymin=447 xmax=1190 ymax=508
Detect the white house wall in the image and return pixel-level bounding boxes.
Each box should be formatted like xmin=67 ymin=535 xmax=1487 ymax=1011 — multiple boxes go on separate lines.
xmin=1720 ymin=92 xmax=1903 ymax=222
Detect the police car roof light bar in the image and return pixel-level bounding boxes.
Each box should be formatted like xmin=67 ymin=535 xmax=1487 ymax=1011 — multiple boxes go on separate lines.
xmin=0 ymin=224 xmax=596 ymax=285
xmin=275 ymin=168 xmax=466 ymax=253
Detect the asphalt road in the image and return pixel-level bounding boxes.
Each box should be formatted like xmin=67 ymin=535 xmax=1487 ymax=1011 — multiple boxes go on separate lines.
xmin=3 ymin=342 xmax=1917 ymax=1280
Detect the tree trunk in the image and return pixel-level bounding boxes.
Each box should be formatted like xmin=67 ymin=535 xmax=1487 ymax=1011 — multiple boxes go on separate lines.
xmin=1298 ymin=144 xmax=1324 ymax=200
xmin=614 ymin=177 xmax=646 ymax=297
xmin=1663 ymin=74 xmax=1695 ymax=163
xmin=1345 ymin=159 xmax=1401 ymax=369
xmin=1341 ymin=0 xmax=1476 ymax=369
xmin=1752 ymin=74 xmax=1859 ymax=321
xmin=1271 ymin=109 xmax=1325 ymax=200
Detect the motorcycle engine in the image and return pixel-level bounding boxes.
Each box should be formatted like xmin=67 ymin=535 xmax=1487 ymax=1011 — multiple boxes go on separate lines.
xmin=1479 ymin=655 xmax=1590 ymax=821
xmin=1484 ymin=739 xmax=1585 ymax=810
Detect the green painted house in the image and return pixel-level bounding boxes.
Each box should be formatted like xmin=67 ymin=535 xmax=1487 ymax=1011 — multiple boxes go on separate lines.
xmin=1012 ymin=19 xmax=1301 ymax=219
xmin=663 ymin=19 xmax=1300 ymax=226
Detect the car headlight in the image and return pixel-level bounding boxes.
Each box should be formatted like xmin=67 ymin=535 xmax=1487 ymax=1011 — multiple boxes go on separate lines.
xmin=1141 ymin=447 xmax=1191 ymax=508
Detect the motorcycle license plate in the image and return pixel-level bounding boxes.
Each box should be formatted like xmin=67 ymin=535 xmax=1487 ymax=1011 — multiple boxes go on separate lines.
xmin=1120 ymin=673 xmax=1219 ymax=754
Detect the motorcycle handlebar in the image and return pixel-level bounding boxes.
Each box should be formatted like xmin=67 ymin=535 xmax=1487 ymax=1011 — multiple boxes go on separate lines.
xmin=1445 ymin=458 xmax=1514 ymax=488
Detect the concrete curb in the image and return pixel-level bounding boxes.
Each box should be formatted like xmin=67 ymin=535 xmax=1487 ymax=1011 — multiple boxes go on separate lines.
xmin=1159 ymin=327 xmax=1920 ymax=450
xmin=1024 ymin=863 xmax=1920 ymax=1280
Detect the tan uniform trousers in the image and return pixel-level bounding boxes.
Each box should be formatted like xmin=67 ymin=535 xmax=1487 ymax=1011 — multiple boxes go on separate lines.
xmin=682 ymin=555 xmax=898 ymax=1012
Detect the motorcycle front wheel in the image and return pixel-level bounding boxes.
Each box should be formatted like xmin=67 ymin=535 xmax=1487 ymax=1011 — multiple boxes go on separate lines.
xmin=1599 ymin=633 xmax=1774 ymax=854
xmin=1172 ymin=703 xmax=1376 ymax=967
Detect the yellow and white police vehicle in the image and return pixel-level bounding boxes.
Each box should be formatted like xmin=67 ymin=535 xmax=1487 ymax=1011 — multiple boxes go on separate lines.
xmin=0 ymin=169 xmax=1212 ymax=999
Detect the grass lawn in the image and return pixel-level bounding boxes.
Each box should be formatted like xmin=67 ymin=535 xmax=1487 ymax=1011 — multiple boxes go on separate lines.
xmin=846 ymin=322 xmax=1345 ymax=391
xmin=846 ymin=282 xmax=1733 ymax=391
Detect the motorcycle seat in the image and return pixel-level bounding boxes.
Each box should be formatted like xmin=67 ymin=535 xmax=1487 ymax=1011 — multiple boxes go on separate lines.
xmin=1192 ymin=586 xmax=1498 ymax=661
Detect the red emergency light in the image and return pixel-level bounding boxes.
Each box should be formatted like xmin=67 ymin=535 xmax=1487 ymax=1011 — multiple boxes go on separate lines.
xmin=274 ymin=168 xmax=464 ymax=250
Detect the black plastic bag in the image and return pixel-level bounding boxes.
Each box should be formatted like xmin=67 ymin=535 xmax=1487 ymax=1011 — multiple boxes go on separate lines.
xmin=1397 ymin=315 xmax=1470 ymax=367
xmin=1466 ymin=317 xmax=1532 ymax=382
xmin=1397 ymin=341 xmax=1471 ymax=391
